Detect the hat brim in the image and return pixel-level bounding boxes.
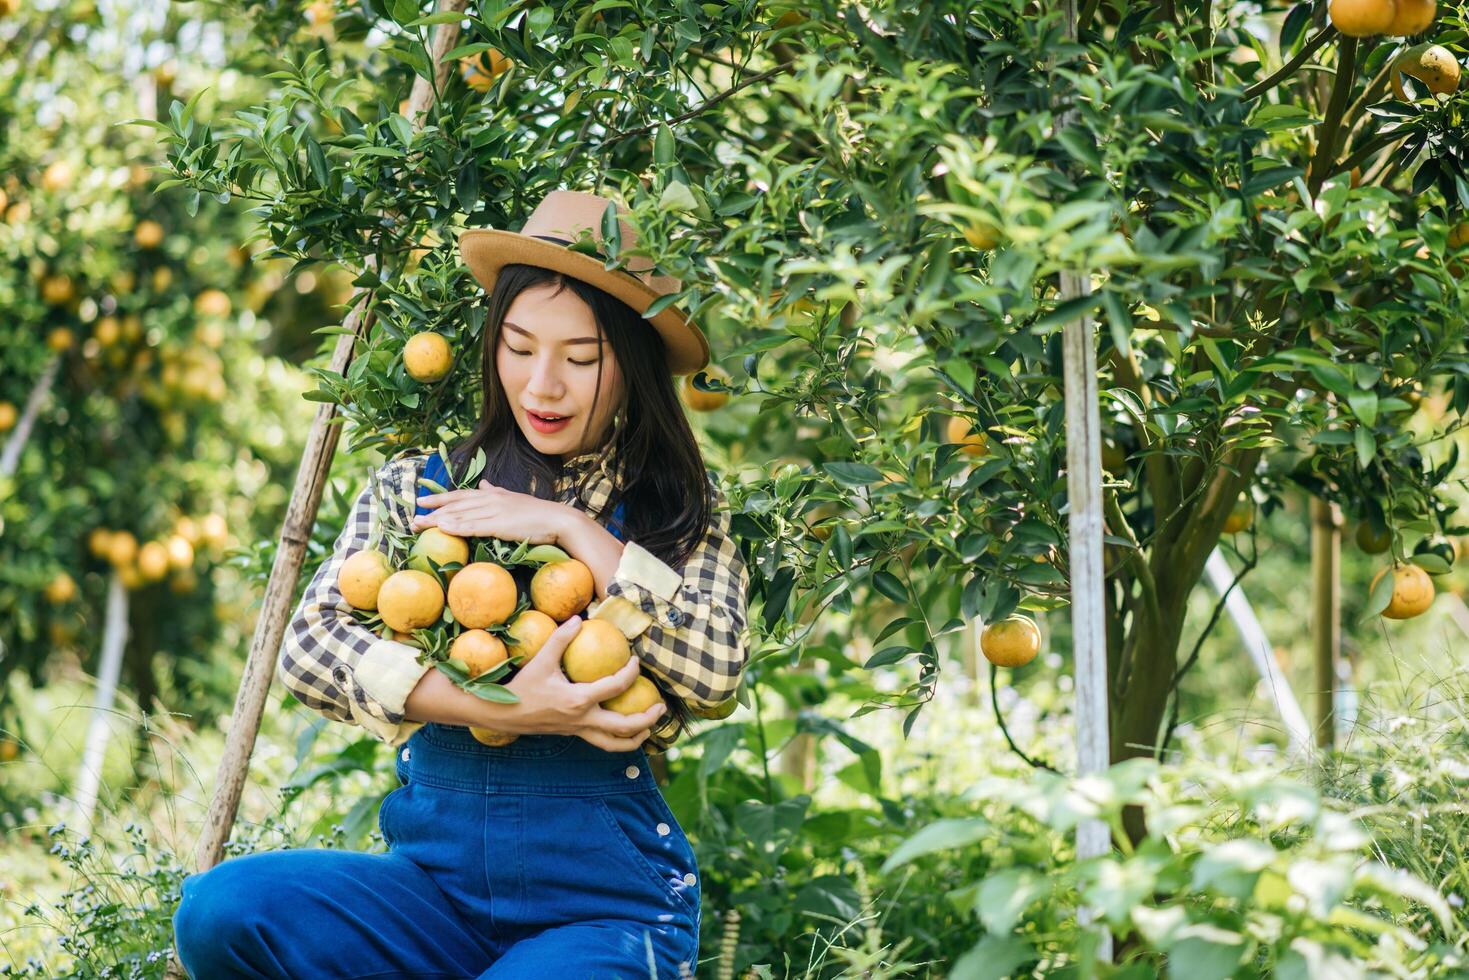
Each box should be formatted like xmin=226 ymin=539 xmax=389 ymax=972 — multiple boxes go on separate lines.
xmin=458 ymin=228 xmax=710 ymax=375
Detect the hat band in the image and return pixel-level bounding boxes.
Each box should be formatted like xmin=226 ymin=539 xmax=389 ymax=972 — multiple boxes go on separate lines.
xmin=528 ymin=234 xmax=653 ymax=286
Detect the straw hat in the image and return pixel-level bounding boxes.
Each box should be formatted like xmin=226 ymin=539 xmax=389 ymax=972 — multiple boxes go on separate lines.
xmin=458 ymin=189 xmax=709 ymax=375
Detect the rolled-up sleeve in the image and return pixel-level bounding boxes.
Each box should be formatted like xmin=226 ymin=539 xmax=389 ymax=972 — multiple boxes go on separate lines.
xmin=590 ymin=480 xmax=749 ymax=712
xmin=276 ymin=455 xmax=433 ymax=748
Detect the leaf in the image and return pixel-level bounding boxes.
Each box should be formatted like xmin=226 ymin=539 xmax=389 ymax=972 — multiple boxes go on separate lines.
xmin=305 ymin=136 xmax=331 ymax=190
xmin=976 ymin=869 xmax=1048 ymax=934
xmin=823 ymin=461 xmax=883 ymax=486
xmin=880 ymin=816 xmax=991 ymax=872
xmin=1361 ymin=565 xmax=1395 ymax=620
xmin=1353 ymin=426 xmax=1376 ymax=469
xmin=949 ymin=936 xmax=1035 ymax=980
xmin=863 ymin=645 xmax=911 ymax=669
xmin=1251 ymin=104 xmax=1317 ymax=131
xmin=1346 ymin=390 xmax=1378 ymax=427
xmin=456 ymin=158 xmax=480 ymax=213
xmin=871 ymin=569 xmax=908 ymax=604
xmin=407 ymin=10 xmax=467 ymax=24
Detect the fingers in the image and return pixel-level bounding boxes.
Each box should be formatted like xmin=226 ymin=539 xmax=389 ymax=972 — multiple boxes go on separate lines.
xmin=588 ymin=704 xmax=665 ymax=738
xmin=520 ymin=615 xmax=583 ymax=675
xmin=575 ymin=653 xmax=641 ymax=702
xmin=580 ymin=727 xmax=652 ymax=753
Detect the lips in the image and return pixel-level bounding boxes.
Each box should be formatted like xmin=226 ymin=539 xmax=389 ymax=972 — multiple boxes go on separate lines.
xmin=526 ymin=409 xmax=572 ymax=433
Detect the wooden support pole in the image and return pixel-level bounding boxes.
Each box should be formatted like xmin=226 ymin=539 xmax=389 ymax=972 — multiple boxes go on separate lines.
xmin=1310 ymin=497 xmax=1341 ymax=751
xmin=1056 ymin=3 xmax=1110 ymax=964
xmin=165 ymin=11 xmax=471 ymax=977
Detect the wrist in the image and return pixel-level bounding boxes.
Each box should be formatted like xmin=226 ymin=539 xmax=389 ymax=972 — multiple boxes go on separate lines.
xmin=552 ymin=506 xmax=593 ymax=548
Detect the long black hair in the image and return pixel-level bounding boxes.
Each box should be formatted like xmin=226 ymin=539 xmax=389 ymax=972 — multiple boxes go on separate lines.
xmin=444 ymin=262 xmax=712 ymax=571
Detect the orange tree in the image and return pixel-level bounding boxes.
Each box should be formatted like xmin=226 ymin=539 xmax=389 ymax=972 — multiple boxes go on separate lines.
xmin=0 ymin=2 xmax=307 ymax=762
xmin=152 ymin=0 xmax=1469 ymax=946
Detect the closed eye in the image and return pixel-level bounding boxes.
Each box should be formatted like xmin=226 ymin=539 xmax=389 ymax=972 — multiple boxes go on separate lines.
xmin=507 ymin=346 xmax=598 ymax=367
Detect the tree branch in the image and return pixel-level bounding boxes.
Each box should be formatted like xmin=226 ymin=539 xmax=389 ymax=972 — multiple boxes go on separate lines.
xmin=1242 ymin=26 xmax=1338 ymax=102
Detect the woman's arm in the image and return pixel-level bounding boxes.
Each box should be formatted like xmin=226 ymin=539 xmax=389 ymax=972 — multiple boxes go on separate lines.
xmin=277 ymin=454 xmax=436 ymax=748
xmin=407 ymin=615 xmax=665 ymax=753
xmin=558 ymin=477 xmax=750 ymax=712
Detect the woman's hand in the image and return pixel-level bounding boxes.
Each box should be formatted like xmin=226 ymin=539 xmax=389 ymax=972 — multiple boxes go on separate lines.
xmin=480 ymin=615 xmax=666 ymax=752
xmin=411 ymin=481 xmax=578 ymax=546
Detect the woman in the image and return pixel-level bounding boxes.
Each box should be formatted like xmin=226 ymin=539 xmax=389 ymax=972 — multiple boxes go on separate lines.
xmin=172 ymin=189 xmax=750 ymax=979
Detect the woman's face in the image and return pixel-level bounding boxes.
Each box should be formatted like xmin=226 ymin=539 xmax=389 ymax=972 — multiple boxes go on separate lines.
xmin=495 ymin=281 xmax=625 ymax=459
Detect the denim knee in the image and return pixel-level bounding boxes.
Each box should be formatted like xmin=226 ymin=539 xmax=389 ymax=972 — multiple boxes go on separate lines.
xmin=173 ymin=864 xmax=263 ymax=976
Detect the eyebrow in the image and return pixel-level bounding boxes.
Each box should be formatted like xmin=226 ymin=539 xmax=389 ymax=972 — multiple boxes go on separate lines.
xmin=503 ymin=321 xmax=603 ymax=345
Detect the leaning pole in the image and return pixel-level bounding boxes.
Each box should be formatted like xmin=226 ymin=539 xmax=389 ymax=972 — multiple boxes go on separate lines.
xmin=164 ymin=8 xmax=469 ymax=978
xmin=185 ymin=0 xmax=468 ymax=874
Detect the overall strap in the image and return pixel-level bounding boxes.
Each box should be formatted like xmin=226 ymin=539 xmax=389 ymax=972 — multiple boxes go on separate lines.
xmin=414 ymin=452 xmax=451 ymax=518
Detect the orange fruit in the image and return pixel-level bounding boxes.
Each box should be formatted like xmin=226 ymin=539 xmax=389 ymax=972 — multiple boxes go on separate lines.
xmin=962 ymin=221 xmax=1001 ymax=250
xmin=164 ymin=535 xmax=194 ymax=571
xmin=461 ymin=48 xmax=512 ymax=91
xmin=1388 ymin=0 xmax=1435 ymax=34
xmin=530 ymin=559 xmax=595 ymax=621
xmin=682 ymin=365 xmax=731 ymax=411
xmin=450 ymin=629 xmax=508 ymax=678
xmin=134 ymin=219 xmax=164 ymax=249
xmin=1392 ymin=43 xmax=1461 ymax=99
xmin=43 ymin=572 xmax=76 ymax=604
xmin=0 ymin=401 xmax=15 ymax=432
xmin=106 ymin=531 xmax=138 ymax=568
xmin=946 ymin=415 xmax=989 ymax=458
xmin=174 ymin=515 xmax=200 ymax=546
xmin=138 ymin=541 xmax=170 ymax=581
xmin=1329 ymin=0 xmax=1396 ymax=35
xmin=377 ymin=569 xmax=446 ymax=633
xmin=446 ymin=561 xmax=517 ymax=628
xmin=45 ymin=327 xmax=73 ymax=352
xmin=1222 ymin=497 xmax=1253 ymax=534
xmin=1355 ymin=523 xmax=1392 ymax=555
xmin=562 ymin=618 xmax=632 ymax=682
xmin=87 ymin=527 xmax=112 ymax=558
xmin=93 ymin=316 xmax=120 ymax=346
xmin=603 ymin=674 xmax=663 ymax=715
xmin=469 ymin=726 xmax=519 ymax=746
xmin=506 ymin=609 xmax=558 ymax=663
xmin=40 ymin=160 xmax=71 ymax=192
xmin=199 ymin=512 xmax=228 ymax=549
xmin=980 ymin=616 xmax=1042 ymax=668
xmin=407 ymin=526 xmax=470 ymax=580
xmin=338 ymin=549 xmax=392 ymax=610
xmin=1371 ymin=563 xmax=1436 ymax=619
xmin=40 ymin=275 xmax=74 ymax=306
xmin=403 ymin=331 xmax=453 ymax=382
xmin=1449 ymin=222 xmax=1469 ymax=249
xmin=193 ymin=288 xmax=231 ymax=318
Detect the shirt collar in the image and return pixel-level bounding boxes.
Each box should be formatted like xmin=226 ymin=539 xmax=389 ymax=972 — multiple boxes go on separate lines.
xmin=561 ymin=449 xmax=614 ymax=478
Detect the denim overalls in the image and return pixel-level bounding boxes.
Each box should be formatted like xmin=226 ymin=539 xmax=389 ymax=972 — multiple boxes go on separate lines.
xmin=173 ymin=454 xmax=701 ymax=978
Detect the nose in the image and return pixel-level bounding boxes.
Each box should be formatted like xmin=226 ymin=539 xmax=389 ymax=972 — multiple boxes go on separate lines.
xmin=525 ymin=353 xmax=565 ymax=403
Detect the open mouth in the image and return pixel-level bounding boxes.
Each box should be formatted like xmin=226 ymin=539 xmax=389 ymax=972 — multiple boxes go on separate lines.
xmin=526 ymin=410 xmax=572 ymax=433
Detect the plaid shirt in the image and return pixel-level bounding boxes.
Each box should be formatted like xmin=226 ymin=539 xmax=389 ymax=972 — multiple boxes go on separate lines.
xmin=275 ymin=448 xmax=749 ymax=751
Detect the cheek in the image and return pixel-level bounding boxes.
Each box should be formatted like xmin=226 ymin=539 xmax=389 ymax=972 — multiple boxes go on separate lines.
xmin=495 ymin=347 xmax=522 ymax=393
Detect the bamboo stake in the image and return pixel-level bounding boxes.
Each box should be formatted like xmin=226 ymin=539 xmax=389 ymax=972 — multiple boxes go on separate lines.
xmin=166 ymin=8 xmax=469 ymax=977
xmin=1310 ymin=497 xmax=1341 ymax=750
